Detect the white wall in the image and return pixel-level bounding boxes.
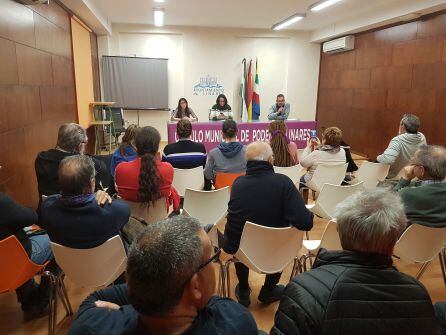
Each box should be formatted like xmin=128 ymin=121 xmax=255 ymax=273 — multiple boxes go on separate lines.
xmin=98 ymin=24 xmax=321 ymax=140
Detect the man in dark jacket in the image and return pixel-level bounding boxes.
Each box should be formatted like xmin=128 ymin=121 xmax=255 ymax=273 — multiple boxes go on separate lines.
xmin=271 ymin=189 xmax=437 ymax=335
xmin=224 ymin=141 xmax=313 ymax=307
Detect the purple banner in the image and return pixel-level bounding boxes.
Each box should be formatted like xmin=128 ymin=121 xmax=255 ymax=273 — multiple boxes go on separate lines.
xmin=167 ymin=121 xmax=317 ymax=151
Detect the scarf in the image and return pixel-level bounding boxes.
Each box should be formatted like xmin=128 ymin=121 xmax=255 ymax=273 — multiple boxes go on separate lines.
xmin=271 ymin=130 xmax=290 ymax=144
xmin=59 ymin=193 xmax=95 ymax=206
xmin=317 ymin=144 xmax=341 ymax=153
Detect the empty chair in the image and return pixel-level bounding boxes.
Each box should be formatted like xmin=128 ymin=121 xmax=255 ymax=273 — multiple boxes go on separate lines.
xmin=123 ymin=197 xmax=168 ymax=224
xmin=214 ymin=172 xmax=245 ymax=190
xmin=304 ymin=163 xmax=348 ymax=193
xmin=172 ymin=166 xmax=204 ymax=197
xmin=273 ymin=165 xmax=303 ymax=185
xmin=394 ymin=224 xmax=446 ymax=282
xmin=306 ymin=182 xmax=365 ymax=219
xmin=354 ymin=161 xmax=390 ymax=189
xmin=224 ymin=222 xmax=303 ymax=298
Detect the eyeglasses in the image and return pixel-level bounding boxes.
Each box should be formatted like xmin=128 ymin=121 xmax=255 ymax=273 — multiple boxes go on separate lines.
xmin=181 ymin=247 xmax=221 ymax=288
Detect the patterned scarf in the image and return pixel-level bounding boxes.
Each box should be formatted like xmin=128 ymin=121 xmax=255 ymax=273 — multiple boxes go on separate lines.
xmin=59 ymin=193 xmax=95 ymax=206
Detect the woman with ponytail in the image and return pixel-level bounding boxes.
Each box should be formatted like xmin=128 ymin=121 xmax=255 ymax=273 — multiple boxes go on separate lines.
xmin=268 ymin=121 xmax=298 ymax=167
xmin=115 ymin=126 xmax=180 ymax=211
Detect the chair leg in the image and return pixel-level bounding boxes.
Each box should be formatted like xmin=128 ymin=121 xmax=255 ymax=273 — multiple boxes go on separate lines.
xmin=439 ymin=249 xmax=446 ymax=287
xmin=42 ymin=271 xmax=58 ymax=335
xmin=216 ymin=259 xmax=225 ymax=297
xmin=58 ymin=274 xmax=73 ymax=315
xmin=415 ymin=261 xmax=431 ymax=280
xmin=224 ymin=259 xmax=235 ymax=298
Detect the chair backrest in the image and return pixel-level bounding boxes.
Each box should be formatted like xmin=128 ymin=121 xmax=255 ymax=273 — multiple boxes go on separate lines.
xmin=104 ymin=107 xmax=125 ymax=133
xmin=123 ymin=197 xmax=167 ymax=224
xmin=50 ymin=235 xmax=127 ymax=288
xmin=394 ymin=224 xmax=446 ymax=263
xmin=183 ymin=187 xmax=230 ymax=226
xmin=315 ymin=182 xmax=365 ymax=219
xmin=356 ymin=161 xmax=390 ymax=189
xmin=0 ymin=236 xmax=46 ymax=293
xmin=307 ymin=163 xmax=348 ymax=192
xmin=273 ymin=165 xmax=303 ymax=185
xmin=235 ymin=222 xmax=303 ymax=274
xmin=319 ymin=220 xmax=343 ymax=251
xmin=389 ymin=167 xmax=406 ymax=181
xmin=214 ymin=172 xmax=245 ymax=190
xmin=173 ymin=166 xmax=204 ymax=197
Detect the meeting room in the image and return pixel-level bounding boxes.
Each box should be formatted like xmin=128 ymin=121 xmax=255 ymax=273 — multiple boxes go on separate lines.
xmin=1 ymin=0 xmax=446 ymax=334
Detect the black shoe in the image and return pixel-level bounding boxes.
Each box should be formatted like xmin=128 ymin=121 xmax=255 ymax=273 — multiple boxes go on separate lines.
xmin=23 ymin=300 xmax=49 ymax=321
xmin=258 ymin=284 xmax=285 ymax=304
xmin=235 ymin=283 xmax=251 ymax=307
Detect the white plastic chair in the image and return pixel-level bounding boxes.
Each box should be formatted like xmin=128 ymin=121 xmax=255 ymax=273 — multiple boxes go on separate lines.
xmin=274 ymin=165 xmax=304 ymax=185
xmin=123 ymin=198 xmax=168 ymax=224
xmin=394 ymin=224 xmax=446 ymax=282
xmin=306 ymin=182 xmax=365 ymax=219
xmin=50 ymin=235 xmax=127 ymax=289
xmin=305 ymin=163 xmax=348 ymax=193
xmin=354 ymin=161 xmax=390 ymax=189
xmin=224 ymin=222 xmax=303 ymax=298
xmin=172 ymin=166 xmax=204 ymax=197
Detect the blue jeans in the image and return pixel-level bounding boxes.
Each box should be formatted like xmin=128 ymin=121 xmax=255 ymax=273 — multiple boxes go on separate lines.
xmin=29 ymin=234 xmax=53 ymax=265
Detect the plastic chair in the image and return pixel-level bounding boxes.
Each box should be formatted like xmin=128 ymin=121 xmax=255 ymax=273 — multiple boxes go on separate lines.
xmin=173 ymin=166 xmax=204 ymax=197
xmin=273 ymin=165 xmax=304 ymax=185
xmin=306 ymin=182 xmax=365 ymax=219
xmin=394 ymin=224 xmax=446 ymax=282
xmin=0 ymin=236 xmax=66 ymax=335
xmin=354 ymin=161 xmax=390 ymax=189
xmin=214 ymin=172 xmax=245 ymax=190
xmin=224 ymin=222 xmax=303 ymax=298
xmin=123 ymin=197 xmax=168 ymax=224
xmin=304 ymin=163 xmax=348 ymax=193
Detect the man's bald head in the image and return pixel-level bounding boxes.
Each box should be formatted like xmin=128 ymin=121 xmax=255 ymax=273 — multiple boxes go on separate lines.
xmin=413 ymin=145 xmax=446 ymax=181
xmin=58 ymin=155 xmax=95 ymax=195
xmin=246 ymin=141 xmax=274 ymax=163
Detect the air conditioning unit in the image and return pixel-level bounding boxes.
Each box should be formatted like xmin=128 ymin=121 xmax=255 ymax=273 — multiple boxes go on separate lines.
xmin=322 ymin=36 xmax=355 ymax=54
xmin=14 ymin=0 xmax=49 ymax=5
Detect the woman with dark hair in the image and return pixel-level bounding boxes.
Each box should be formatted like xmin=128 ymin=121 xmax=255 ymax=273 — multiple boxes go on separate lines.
xmin=268 ymin=121 xmax=298 ymax=167
xmin=170 ymin=98 xmax=198 ymax=122
xmin=210 ymin=94 xmax=233 ymax=121
xmin=110 ymin=124 xmax=139 ymax=176
xmin=115 ymin=126 xmax=180 ymax=211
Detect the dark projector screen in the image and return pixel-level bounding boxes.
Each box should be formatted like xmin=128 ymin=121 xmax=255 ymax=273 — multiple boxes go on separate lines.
xmin=102 ymin=56 xmax=168 ymax=109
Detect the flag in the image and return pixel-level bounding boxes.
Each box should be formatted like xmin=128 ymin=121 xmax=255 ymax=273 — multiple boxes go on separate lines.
xmin=240 ymin=59 xmax=248 ymax=122
xmin=246 ymin=60 xmax=253 ymax=121
xmin=252 ymin=58 xmax=260 ymax=120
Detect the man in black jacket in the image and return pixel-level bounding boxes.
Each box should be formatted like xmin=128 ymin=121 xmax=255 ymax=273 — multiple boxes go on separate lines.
xmin=271 ymin=189 xmax=438 ymax=335
xmin=224 ymin=141 xmax=313 ymax=307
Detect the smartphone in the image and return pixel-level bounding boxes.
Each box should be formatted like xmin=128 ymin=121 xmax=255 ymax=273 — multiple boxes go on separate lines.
xmin=310 ymin=130 xmax=317 ymax=142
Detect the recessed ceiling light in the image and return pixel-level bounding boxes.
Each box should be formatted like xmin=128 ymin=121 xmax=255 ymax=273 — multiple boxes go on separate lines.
xmin=309 ymin=0 xmax=343 ymax=12
xmin=153 ymin=8 xmax=164 ymax=27
xmin=272 ymin=13 xmax=305 ymax=30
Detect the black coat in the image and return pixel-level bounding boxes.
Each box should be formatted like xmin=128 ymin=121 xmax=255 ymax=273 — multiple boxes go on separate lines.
xmin=271 ymin=249 xmax=438 ymax=335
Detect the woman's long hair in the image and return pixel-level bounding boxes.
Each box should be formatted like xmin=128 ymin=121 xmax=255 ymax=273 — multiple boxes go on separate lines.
xmin=175 ymin=98 xmax=191 ymax=118
xmin=135 ymin=126 xmax=162 ymax=204
xmin=119 ymin=124 xmax=139 ymax=156
xmin=269 ymin=121 xmax=294 ymax=167
xmin=215 ymin=94 xmax=229 ymax=110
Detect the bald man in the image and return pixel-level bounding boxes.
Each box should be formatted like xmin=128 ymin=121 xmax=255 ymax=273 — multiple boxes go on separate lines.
xmin=224 ymin=141 xmax=313 ymax=307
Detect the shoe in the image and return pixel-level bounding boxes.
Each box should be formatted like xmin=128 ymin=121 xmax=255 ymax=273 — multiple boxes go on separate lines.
xmin=257 ymin=284 xmax=285 ymax=304
xmin=235 ymin=283 xmax=251 ymax=307
xmin=23 ymin=300 xmax=49 ymax=321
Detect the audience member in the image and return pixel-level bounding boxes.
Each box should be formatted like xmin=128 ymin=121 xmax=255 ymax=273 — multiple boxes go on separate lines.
xmin=68 ymin=216 xmax=259 ymax=335
xmin=171 ymin=97 xmax=198 ymax=122
xmin=271 ymin=189 xmax=437 ymax=335
xmin=267 ymin=94 xmax=290 ymax=121
xmin=35 ymin=123 xmax=109 ymax=198
xmin=340 ymin=139 xmax=358 ymax=173
xmin=40 ymin=155 xmax=130 ymax=249
xmin=204 ymin=120 xmax=246 ymax=190
xmin=209 ymin=94 xmax=233 ymax=121
xmin=224 ymin=142 xmax=313 ymax=307
xmin=162 ymin=119 xmax=207 ymax=169
xmin=394 ymin=145 xmax=446 ymax=227
xmin=110 ymin=124 xmax=139 ymax=177
xmin=115 ymin=126 xmax=180 ymax=211
xmin=0 ymin=193 xmax=54 ymax=317
xmin=300 ymin=126 xmax=346 ymax=186
xmin=377 ymin=114 xmax=427 ymax=179
xmin=268 ymin=120 xmax=298 ymax=167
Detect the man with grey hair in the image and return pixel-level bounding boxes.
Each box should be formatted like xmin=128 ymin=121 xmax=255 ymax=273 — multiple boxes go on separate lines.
xmin=271 ymin=189 xmax=437 ymax=335
xmin=35 ymin=123 xmax=108 ymax=198
xmin=224 ymin=141 xmax=313 ymax=307
xmin=395 ymin=144 xmax=446 ymax=228
xmin=68 ymin=216 xmax=259 ymax=335
xmin=377 ymin=114 xmax=427 ymax=178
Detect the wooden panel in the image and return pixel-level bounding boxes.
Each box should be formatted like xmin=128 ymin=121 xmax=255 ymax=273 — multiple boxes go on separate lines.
xmin=444 ymin=37 xmax=446 ymax=61
xmin=356 ymin=46 xmax=392 ymax=69
xmin=374 ymin=22 xmax=418 ymax=45
xmin=0 ymin=37 xmax=18 ymax=85
xmin=321 ymin=50 xmax=356 ymax=72
xmin=40 ymin=86 xmax=71 ymax=121
xmin=29 ymin=0 xmax=71 ymax=32
xmin=0 ymin=0 xmax=35 ymax=47
xmin=35 ymin=12 xmax=72 ymax=58
xmin=352 ymin=89 xmax=387 ymax=110
xmin=52 ymin=55 xmax=74 ymax=87
xmin=393 ymin=36 xmax=444 ymax=65
xmin=387 ymin=89 xmax=437 ymax=115
xmin=370 ymin=66 xmax=412 ymax=89
xmin=417 ymin=14 xmax=446 ymax=39
xmin=354 ymin=32 xmax=375 ymax=49
xmin=339 ymin=69 xmax=370 ymax=89
xmin=412 ymin=62 xmax=446 ymax=89
xmin=16 ymin=43 xmax=53 ymax=86
xmin=318 ymin=88 xmax=353 ymax=107
xmin=90 ymin=33 xmax=101 ymax=101
xmin=0 ymin=128 xmax=26 ymax=185
xmin=319 ymin=70 xmax=340 ymax=89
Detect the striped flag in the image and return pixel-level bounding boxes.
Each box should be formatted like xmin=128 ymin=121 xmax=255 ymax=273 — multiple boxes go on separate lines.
xmin=252 ymin=59 xmax=260 ymax=120
xmin=240 ymin=59 xmax=248 ymax=122
xmin=246 ymin=60 xmax=253 ymax=121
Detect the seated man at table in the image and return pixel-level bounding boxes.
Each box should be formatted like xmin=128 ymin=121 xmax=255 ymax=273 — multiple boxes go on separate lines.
xmin=224 ymin=141 xmax=313 ymax=307
xmin=68 ymin=216 xmax=259 ymax=335
xmin=40 ymin=155 xmax=130 ymax=249
xmin=162 ymin=118 xmax=207 ymax=169
xmin=267 ymin=94 xmax=290 ymax=121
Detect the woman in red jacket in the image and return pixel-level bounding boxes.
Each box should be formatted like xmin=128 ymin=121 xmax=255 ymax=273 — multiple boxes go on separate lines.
xmin=115 ymin=126 xmax=180 ymax=212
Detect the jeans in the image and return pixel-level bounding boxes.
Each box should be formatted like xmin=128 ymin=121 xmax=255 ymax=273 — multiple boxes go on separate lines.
xmin=235 ymin=262 xmax=282 ymax=291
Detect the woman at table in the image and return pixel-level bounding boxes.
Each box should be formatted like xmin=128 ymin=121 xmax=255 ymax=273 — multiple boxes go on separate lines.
xmin=268 ymin=120 xmax=298 ymax=167
xmin=209 ymin=94 xmax=233 ymax=121
xmin=170 ymin=98 xmax=198 ymax=122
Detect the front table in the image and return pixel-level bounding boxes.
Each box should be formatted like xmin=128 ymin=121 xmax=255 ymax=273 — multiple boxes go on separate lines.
xmin=167 ymin=120 xmax=317 ymax=151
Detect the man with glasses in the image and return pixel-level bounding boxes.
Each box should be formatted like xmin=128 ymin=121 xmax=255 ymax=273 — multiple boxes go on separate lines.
xmin=68 ymin=216 xmax=260 ymax=335
xmin=267 ymin=94 xmax=290 ymax=121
